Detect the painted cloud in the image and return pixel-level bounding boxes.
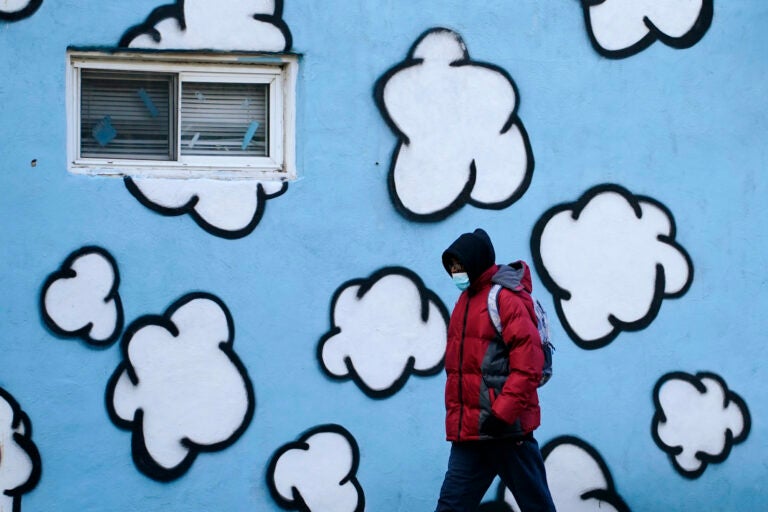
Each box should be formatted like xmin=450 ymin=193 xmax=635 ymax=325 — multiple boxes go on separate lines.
xmin=318 ymin=267 xmax=448 ymax=398
xmin=375 ymin=28 xmax=533 ymax=221
xmin=41 ymin=246 xmax=124 ymax=346
xmin=487 ymin=436 xmax=629 ymax=512
xmin=119 ymin=0 xmax=291 ymax=51
xmin=581 ymin=0 xmax=713 ymax=58
xmin=119 ymin=0 xmax=292 ymax=239
xmin=652 ymin=372 xmax=750 ymax=479
xmin=125 ymin=178 xmax=288 ymax=239
xmin=0 ymin=388 xmax=41 ymax=512
xmin=106 ymin=293 xmax=255 ymax=481
xmin=0 ymin=0 xmax=42 ymax=21
xmin=267 ymin=424 xmax=365 ymax=512
xmin=531 ymin=184 xmax=693 ymax=349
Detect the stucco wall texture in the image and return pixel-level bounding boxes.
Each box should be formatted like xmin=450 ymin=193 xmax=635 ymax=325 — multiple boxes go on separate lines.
xmin=1 ymin=1 xmax=766 ymax=511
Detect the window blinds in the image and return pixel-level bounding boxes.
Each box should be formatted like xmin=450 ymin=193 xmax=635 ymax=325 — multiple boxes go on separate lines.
xmin=79 ymin=71 xmax=270 ymax=161
xmin=180 ymin=82 xmax=269 ymax=157
xmin=80 ymin=70 xmax=173 ymax=160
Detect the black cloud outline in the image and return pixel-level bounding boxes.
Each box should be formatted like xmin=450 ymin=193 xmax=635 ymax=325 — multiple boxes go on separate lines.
xmin=484 ymin=435 xmax=630 ymax=511
xmin=580 ymin=0 xmax=714 ymax=59
xmin=530 ymin=183 xmax=694 ymax=350
xmin=317 ymin=266 xmax=449 ymax=399
xmin=540 ymin=436 xmax=631 ymax=512
xmin=118 ymin=0 xmax=293 ymax=50
xmin=40 ymin=246 xmax=124 ymax=348
xmin=0 ymin=0 xmax=43 ymax=22
xmin=0 ymin=386 xmax=42 ymax=512
xmin=373 ymin=27 xmax=535 ymax=222
xmin=651 ymin=371 xmax=751 ymax=479
xmin=266 ymin=423 xmax=365 ymax=512
xmin=104 ymin=291 xmax=255 ymax=482
xmin=125 ymin=177 xmax=288 ymax=240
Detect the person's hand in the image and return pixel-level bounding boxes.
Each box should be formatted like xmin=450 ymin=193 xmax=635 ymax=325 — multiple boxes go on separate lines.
xmin=480 ymin=413 xmax=509 ymax=437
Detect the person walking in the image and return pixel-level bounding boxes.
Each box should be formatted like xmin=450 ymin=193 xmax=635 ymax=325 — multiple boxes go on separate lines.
xmin=436 ymin=228 xmax=555 ymax=512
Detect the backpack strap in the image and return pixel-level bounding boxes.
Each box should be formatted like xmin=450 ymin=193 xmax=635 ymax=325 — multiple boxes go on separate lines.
xmin=487 ymin=284 xmax=504 ymax=336
xmin=488 ymin=284 xmax=549 ymax=343
xmin=533 ymin=298 xmax=550 ymax=345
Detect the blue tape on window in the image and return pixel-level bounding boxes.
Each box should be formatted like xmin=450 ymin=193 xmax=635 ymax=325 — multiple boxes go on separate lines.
xmin=92 ymin=116 xmax=117 ymax=147
xmin=137 ymin=88 xmax=158 ymax=118
xmin=242 ymin=121 xmax=260 ymax=151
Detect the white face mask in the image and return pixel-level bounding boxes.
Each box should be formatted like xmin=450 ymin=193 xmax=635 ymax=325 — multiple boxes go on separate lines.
xmin=451 ymin=272 xmax=470 ymax=291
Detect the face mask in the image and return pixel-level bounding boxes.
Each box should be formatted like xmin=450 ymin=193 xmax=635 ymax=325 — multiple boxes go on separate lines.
xmin=451 ymin=272 xmax=470 ymax=291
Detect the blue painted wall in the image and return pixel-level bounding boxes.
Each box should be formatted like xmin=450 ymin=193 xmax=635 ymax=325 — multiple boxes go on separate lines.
xmin=1 ymin=1 xmax=766 ymax=510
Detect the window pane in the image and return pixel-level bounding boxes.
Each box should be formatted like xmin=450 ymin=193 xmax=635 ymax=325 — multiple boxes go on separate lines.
xmin=180 ymin=82 xmax=268 ymax=157
xmin=80 ymin=70 xmax=173 ymax=160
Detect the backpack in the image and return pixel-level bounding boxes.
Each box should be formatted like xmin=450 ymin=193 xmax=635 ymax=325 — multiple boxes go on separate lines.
xmin=487 ymin=284 xmax=554 ymax=387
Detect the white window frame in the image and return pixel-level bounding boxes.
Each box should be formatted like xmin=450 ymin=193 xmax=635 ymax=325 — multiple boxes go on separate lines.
xmin=66 ymin=50 xmax=298 ymax=180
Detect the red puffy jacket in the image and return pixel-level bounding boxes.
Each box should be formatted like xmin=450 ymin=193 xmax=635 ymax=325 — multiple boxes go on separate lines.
xmin=444 ymin=262 xmax=543 ymax=441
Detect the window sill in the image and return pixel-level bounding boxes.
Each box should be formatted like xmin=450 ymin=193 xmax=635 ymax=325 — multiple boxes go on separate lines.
xmin=68 ymin=162 xmax=291 ymax=181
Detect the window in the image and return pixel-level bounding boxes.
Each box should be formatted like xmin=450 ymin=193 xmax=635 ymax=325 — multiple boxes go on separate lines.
xmin=67 ymin=50 xmax=298 ymax=179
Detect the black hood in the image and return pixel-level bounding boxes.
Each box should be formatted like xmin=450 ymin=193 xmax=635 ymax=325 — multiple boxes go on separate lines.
xmin=442 ymin=228 xmax=496 ymax=282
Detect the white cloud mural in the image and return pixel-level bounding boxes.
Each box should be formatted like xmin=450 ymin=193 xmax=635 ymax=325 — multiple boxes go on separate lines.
xmin=267 ymin=424 xmax=365 ymax=512
xmin=580 ymin=0 xmax=714 ymax=58
xmin=652 ymin=372 xmax=751 ymax=479
xmin=318 ymin=267 xmax=448 ymax=398
xmin=0 ymin=388 xmax=41 ymax=512
xmin=41 ymin=246 xmax=123 ymax=346
xmin=375 ymin=28 xmax=533 ymax=221
xmin=119 ymin=1 xmax=292 ymax=239
xmin=125 ymin=178 xmax=288 ymax=239
xmin=106 ymin=292 xmax=254 ymax=481
xmin=0 ymin=0 xmax=42 ymax=21
xmin=484 ymin=436 xmax=629 ymax=512
xmin=119 ymin=0 xmax=291 ymax=51
xmin=531 ymin=184 xmax=693 ymax=349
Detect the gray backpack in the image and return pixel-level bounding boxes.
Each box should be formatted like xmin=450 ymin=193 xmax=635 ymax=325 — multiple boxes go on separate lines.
xmin=487 ymin=284 xmax=554 ymax=387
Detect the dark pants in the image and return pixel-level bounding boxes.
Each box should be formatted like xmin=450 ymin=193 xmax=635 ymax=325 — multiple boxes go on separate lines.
xmin=435 ymin=436 xmax=556 ymax=512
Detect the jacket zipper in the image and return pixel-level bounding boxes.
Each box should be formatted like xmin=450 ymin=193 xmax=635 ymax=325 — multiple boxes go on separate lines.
xmin=457 ymin=294 xmax=470 ymax=441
